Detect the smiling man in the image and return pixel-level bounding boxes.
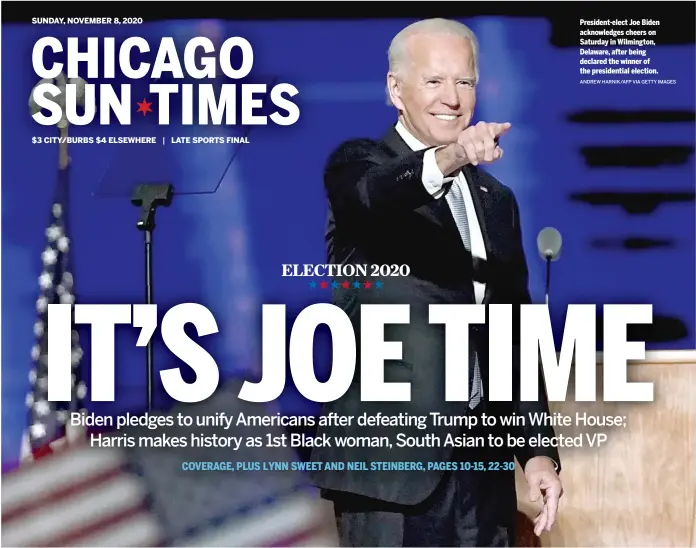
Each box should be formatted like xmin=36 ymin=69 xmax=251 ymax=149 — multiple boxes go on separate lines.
xmin=311 ymin=18 xmax=563 ymax=547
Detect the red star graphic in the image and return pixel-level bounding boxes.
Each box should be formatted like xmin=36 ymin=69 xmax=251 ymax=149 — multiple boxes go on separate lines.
xmin=320 ymin=280 xmax=328 ymax=289
xmin=136 ymin=98 xmax=153 ymax=116
xmin=364 ymin=281 xmax=372 ymax=289
xmin=342 ymin=281 xmax=350 ymax=288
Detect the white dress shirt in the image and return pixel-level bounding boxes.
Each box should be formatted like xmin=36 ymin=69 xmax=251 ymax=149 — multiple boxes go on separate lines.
xmin=394 ymin=122 xmax=487 ymax=304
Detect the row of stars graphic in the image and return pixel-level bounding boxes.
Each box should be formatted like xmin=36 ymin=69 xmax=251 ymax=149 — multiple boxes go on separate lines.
xmin=308 ymin=280 xmax=384 ymax=289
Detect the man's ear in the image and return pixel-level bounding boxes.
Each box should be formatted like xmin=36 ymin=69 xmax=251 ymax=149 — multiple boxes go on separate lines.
xmin=387 ymin=73 xmax=404 ymax=110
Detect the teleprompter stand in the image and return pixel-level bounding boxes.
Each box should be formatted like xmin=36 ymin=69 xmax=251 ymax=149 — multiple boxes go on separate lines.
xmin=131 ymin=183 xmax=173 ymax=411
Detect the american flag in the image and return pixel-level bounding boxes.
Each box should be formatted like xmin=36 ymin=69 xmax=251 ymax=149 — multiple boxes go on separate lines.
xmin=21 ymin=163 xmax=87 ymax=463
xmin=3 ymin=382 xmax=339 ymax=546
xmin=1 ymin=444 xmax=336 ymax=546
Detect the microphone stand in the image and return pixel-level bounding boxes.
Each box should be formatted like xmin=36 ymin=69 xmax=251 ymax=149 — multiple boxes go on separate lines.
xmin=545 ymin=255 xmax=552 ymax=306
xmin=131 ymin=184 xmax=173 ymax=411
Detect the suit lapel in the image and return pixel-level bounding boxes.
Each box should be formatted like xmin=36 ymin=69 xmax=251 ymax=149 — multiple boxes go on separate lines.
xmin=462 ymin=165 xmax=495 ymax=303
xmin=381 ymin=127 xmax=413 ymax=157
xmin=461 ymin=165 xmax=493 ymax=255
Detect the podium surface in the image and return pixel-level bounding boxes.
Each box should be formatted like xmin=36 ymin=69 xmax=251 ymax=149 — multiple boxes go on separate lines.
xmin=516 ymin=350 xmax=696 ymax=547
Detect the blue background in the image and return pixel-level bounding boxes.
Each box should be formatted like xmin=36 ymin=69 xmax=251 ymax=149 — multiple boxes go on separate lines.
xmin=2 ymin=18 xmax=695 ymax=462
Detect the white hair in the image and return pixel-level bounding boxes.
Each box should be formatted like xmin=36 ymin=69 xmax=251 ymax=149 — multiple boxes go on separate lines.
xmin=385 ymin=18 xmax=480 ymax=106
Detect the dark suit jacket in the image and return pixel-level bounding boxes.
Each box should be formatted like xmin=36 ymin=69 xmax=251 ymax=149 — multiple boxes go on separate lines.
xmin=310 ymin=127 xmax=560 ymax=506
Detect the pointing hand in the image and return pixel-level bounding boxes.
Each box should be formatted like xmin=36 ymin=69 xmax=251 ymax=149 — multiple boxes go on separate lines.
xmin=454 ymin=121 xmax=511 ymax=166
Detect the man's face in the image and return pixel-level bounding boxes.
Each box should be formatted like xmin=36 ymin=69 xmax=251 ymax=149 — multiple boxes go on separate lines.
xmin=388 ymin=33 xmax=477 ymax=147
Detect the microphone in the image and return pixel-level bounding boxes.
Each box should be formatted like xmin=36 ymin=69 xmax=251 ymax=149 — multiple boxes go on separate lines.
xmin=536 ymin=227 xmax=563 ymax=305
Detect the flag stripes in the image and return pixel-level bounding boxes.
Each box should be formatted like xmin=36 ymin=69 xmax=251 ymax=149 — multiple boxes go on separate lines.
xmin=2 ymin=443 xmax=336 ymax=546
xmin=2 ymin=446 xmax=161 ymax=547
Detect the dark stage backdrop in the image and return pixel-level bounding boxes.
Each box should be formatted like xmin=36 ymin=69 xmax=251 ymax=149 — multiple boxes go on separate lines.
xmin=2 ymin=9 xmax=695 ymax=461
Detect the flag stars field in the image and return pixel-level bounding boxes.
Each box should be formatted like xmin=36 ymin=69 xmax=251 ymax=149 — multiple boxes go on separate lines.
xmin=308 ymin=280 xmax=384 ymax=289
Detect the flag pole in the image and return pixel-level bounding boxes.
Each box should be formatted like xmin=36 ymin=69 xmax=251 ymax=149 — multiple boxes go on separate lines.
xmin=22 ymin=73 xmax=88 ymax=463
xmin=59 ymin=124 xmax=69 ymax=170
xmin=57 ymin=104 xmax=86 ymax=443
xmin=54 ymin=77 xmax=88 ymax=443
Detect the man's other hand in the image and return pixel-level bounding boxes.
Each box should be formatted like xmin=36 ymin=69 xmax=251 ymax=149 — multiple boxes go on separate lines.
xmin=524 ymin=456 xmax=563 ymax=536
xmin=454 ymin=121 xmax=511 ymax=166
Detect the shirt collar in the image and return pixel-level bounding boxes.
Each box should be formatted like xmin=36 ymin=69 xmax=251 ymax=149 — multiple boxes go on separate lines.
xmin=395 ymin=121 xmax=428 ymax=152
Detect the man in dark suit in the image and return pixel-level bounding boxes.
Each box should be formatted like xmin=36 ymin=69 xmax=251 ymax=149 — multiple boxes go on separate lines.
xmin=310 ymin=18 xmax=563 ymax=547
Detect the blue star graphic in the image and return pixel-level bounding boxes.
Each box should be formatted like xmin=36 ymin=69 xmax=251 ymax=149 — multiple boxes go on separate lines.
xmin=308 ymin=281 xmax=317 ymax=289
xmin=332 ymin=281 xmax=339 ymax=289
xmin=353 ymin=281 xmax=361 ymax=288
xmin=375 ymin=280 xmax=383 ymax=289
